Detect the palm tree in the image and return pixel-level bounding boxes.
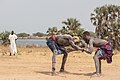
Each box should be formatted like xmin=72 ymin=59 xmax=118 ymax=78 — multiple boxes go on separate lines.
xmin=58 ymin=26 xmax=68 ymax=35
xmin=90 ymin=4 xmax=120 ymax=49
xmin=62 ymin=18 xmax=81 ymax=30
xmin=46 ymin=27 xmax=58 ymax=35
xmin=62 ymin=18 xmax=83 ymax=36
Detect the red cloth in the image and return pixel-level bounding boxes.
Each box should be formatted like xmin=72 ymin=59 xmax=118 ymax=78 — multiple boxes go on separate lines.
xmin=98 ymin=42 xmax=113 ymax=63
xmin=48 ymin=35 xmax=57 ymax=42
xmin=103 ymin=41 xmax=108 ymax=46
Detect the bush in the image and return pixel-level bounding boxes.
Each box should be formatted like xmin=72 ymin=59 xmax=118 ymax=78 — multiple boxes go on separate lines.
xmin=0 ymin=31 xmax=10 ymax=46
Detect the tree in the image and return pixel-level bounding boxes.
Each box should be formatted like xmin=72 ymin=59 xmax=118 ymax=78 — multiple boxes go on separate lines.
xmin=62 ymin=18 xmax=81 ymax=30
xmin=89 ymin=31 xmax=96 ymax=37
xmin=90 ymin=4 xmax=120 ymax=49
xmin=0 ymin=31 xmax=10 ymax=45
xmin=46 ymin=27 xmax=58 ymax=35
xmin=33 ymin=32 xmax=46 ymax=37
xmin=17 ymin=33 xmax=30 ymax=38
xmin=58 ymin=26 xmax=68 ymax=35
xmin=61 ymin=18 xmax=84 ymax=36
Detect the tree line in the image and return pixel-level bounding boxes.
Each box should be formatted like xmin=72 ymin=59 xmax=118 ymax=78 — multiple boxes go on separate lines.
xmin=0 ymin=31 xmax=47 ymax=45
xmin=0 ymin=31 xmax=47 ymax=38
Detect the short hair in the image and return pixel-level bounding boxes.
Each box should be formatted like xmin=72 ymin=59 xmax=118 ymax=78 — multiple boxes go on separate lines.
xmin=83 ymin=31 xmax=90 ymax=36
xmin=11 ymin=31 xmax=14 ymax=35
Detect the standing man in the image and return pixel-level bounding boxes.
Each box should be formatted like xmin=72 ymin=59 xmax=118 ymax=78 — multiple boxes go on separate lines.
xmin=81 ymin=31 xmax=113 ymax=76
xmin=46 ymin=34 xmax=82 ymax=75
xmin=9 ymin=31 xmax=18 ymax=56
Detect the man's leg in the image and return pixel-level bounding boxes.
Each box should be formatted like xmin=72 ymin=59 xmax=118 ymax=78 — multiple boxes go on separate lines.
xmin=59 ymin=47 xmax=77 ymax=72
xmin=99 ymin=59 xmax=101 ymax=74
xmin=93 ymin=50 xmax=102 ymax=76
xmin=13 ymin=50 xmax=15 ymax=56
xmin=46 ymin=41 xmax=58 ymax=75
xmin=59 ymin=48 xmax=68 ymax=72
xmin=9 ymin=45 xmax=12 ymax=56
xmin=14 ymin=47 xmax=17 ymax=56
xmin=52 ymin=49 xmax=57 ymax=75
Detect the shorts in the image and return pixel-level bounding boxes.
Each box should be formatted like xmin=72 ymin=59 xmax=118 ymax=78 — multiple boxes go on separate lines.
xmin=46 ymin=38 xmax=62 ymax=55
xmin=96 ymin=43 xmax=113 ymax=63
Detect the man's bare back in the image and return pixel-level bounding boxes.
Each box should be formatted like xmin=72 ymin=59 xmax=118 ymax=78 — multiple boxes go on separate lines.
xmin=56 ymin=35 xmax=72 ymax=46
xmin=89 ymin=37 xmax=108 ymax=47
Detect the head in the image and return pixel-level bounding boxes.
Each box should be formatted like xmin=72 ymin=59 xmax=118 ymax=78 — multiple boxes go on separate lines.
xmin=11 ymin=31 xmax=14 ymax=35
xmin=73 ymin=36 xmax=80 ymax=44
xmin=82 ymin=31 xmax=91 ymax=41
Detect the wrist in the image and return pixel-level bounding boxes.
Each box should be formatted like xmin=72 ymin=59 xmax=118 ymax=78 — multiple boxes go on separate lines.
xmin=82 ymin=48 xmax=84 ymax=52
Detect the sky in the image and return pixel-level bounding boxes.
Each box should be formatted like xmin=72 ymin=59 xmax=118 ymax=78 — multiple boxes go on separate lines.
xmin=0 ymin=0 xmax=120 ymax=34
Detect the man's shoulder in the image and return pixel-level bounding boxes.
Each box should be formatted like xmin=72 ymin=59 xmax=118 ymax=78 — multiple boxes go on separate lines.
xmin=94 ymin=37 xmax=107 ymax=41
xmin=9 ymin=34 xmax=12 ymax=37
xmin=13 ymin=34 xmax=18 ymax=38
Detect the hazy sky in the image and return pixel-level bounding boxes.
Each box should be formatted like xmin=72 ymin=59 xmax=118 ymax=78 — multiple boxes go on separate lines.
xmin=0 ymin=0 xmax=120 ymax=34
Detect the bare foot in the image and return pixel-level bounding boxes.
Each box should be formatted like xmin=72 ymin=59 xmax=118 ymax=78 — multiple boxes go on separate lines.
xmin=51 ymin=71 xmax=58 ymax=76
xmin=9 ymin=53 xmax=11 ymax=56
xmin=91 ymin=73 xmax=101 ymax=77
xmin=59 ymin=69 xmax=64 ymax=72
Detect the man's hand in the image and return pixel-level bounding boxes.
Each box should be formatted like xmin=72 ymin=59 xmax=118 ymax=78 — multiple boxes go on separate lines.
xmin=66 ymin=48 xmax=75 ymax=53
xmin=78 ymin=47 xmax=84 ymax=51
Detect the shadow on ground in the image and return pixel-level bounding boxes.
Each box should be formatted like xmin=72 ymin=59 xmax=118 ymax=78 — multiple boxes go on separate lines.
xmin=35 ymin=71 xmax=96 ymax=76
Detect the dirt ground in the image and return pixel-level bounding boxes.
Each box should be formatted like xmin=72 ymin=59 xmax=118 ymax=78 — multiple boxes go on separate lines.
xmin=0 ymin=46 xmax=120 ymax=80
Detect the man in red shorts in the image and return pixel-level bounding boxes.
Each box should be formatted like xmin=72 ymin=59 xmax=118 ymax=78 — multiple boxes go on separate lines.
xmin=81 ymin=31 xmax=113 ymax=76
xmin=46 ymin=34 xmax=81 ymax=75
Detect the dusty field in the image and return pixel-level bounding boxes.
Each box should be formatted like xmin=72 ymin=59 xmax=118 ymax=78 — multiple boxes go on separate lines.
xmin=0 ymin=46 xmax=120 ymax=80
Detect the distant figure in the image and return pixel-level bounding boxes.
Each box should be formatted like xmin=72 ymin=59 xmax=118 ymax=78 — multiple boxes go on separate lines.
xmin=8 ymin=31 xmax=18 ymax=56
xmin=81 ymin=31 xmax=113 ymax=77
xmin=46 ymin=34 xmax=82 ymax=75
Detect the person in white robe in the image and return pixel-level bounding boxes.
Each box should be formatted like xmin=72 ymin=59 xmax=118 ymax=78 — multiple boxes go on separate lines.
xmin=8 ymin=31 xmax=18 ymax=56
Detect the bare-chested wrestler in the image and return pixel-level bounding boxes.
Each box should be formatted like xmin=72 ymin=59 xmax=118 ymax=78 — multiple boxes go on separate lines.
xmin=81 ymin=31 xmax=113 ymax=76
xmin=46 ymin=34 xmax=81 ymax=75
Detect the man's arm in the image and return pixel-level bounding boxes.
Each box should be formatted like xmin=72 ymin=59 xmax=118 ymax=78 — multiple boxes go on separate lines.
xmin=14 ymin=34 xmax=18 ymax=41
xmin=83 ymin=39 xmax=93 ymax=54
xmin=69 ymin=40 xmax=83 ymax=50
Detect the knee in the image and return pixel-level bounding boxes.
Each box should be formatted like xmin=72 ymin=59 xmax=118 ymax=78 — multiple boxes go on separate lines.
xmin=93 ymin=50 xmax=100 ymax=59
xmin=53 ymin=50 xmax=57 ymax=54
xmin=93 ymin=55 xmax=98 ymax=60
xmin=52 ymin=50 xmax=57 ymax=58
xmin=64 ymin=52 xmax=68 ymax=56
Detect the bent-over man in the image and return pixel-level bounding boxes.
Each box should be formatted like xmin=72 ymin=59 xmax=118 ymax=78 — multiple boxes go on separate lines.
xmin=81 ymin=31 xmax=113 ymax=76
xmin=46 ymin=34 xmax=81 ymax=75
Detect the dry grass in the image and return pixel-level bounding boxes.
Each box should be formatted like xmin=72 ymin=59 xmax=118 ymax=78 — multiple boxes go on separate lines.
xmin=0 ymin=45 xmax=119 ymax=80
